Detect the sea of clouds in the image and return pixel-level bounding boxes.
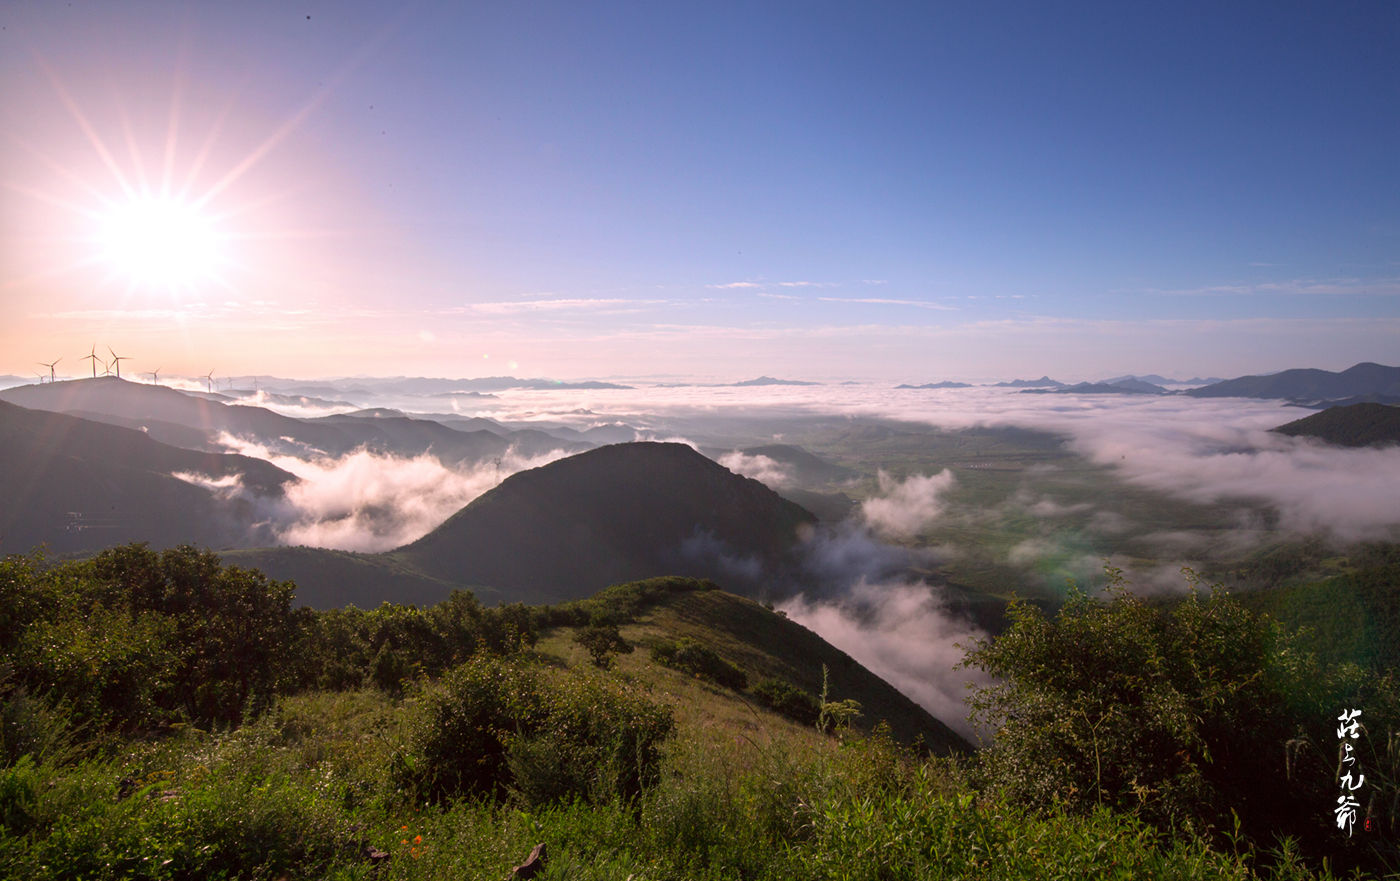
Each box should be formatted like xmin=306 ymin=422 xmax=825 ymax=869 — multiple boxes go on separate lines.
xmin=219 ymin=380 xmax=1399 ymax=736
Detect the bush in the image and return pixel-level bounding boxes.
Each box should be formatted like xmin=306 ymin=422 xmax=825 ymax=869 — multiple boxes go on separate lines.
xmin=964 ymin=566 xmax=1400 ymax=870
xmin=2 ymin=544 xmax=299 ymax=730
xmin=752 ymin=678 xmax=820 ymax=726
xmin=651 ymin=638 xmax=748 ymax=690
xmin=396 ymin=657 xmax=673 ymax=806
xmin=574 ymin=624 xmax=633 ymax=669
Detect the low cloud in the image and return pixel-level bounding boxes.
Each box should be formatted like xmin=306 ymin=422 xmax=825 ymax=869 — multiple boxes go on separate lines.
xmin=861 ymin=470 xmax=956 ymax=540
xmin=718 ymin=450 xmax=793 ymax=488
xmin=216 ymin=434 xmax=570 ymax=552
xmin=780 ymin=578 xmax=990 ymax=740
xmin=798 ymin=522 xmax=927 ymax=591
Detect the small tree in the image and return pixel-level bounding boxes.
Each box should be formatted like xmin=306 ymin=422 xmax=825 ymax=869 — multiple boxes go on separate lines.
xmin=574 ymin=624 xmax=632 ymax=669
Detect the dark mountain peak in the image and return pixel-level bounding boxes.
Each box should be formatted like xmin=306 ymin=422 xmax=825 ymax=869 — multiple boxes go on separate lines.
xmin=396 ymin=442 xmax=817 ymax=603
xmin=1272 ymin=403 xmax=1400 ymax=447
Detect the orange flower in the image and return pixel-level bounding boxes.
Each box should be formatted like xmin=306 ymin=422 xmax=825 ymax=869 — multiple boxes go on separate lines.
xmin=414 ymin=834 xmax=423 ymax=844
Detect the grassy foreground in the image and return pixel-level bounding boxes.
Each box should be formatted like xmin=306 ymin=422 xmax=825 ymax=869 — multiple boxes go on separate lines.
xmin=2 ymin=544 xmax=1395 ymax=879
xmin=0 ymin=687 xmax=1342 ymax=881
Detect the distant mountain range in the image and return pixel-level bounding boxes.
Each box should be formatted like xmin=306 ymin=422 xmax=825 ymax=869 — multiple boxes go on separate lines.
xmin=1022 ymin=379 xmax=1167 ymax=396
xmin=0 ymin=378 xmax=584 ymax=464
xmin=895 ymin=381 xmax=973 ymax=389
xmin=1187 ymin=363 xmax=1400 ymax=406
xmin=993 ymin=376 xmax=1065 ymax=388
xmin=0 ymin=400 xmax=292 ymax=555
xmin=1271 ymin=403 xmax=1400 ymax=447
xmin=732 ymin=376 xmax=820 ymax=387
xmin=1103 ymin=374 xmax=1224 ymax=386
xmin=233 ymin=442 xmax=819 ymax=607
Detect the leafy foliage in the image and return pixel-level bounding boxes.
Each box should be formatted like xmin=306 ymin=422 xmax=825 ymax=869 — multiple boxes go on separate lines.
xmin=395 ymin=656 xmax=673 ymax=806
xmin=534 ymin=575 xmax=720 ymax=628
xmin=651 ymin=637 xmax=749 ymax=690
xmin=287 ymin=591 xmax=537 ymax=693
xmin=2 ymin=545 xmax=296 ymax=729
xmin=574 ymin=624 xmax=633 ymax=669
xmin=964 ymin=566 xmax=1400 ymax=871
xmin=752 ymin=677 xmax=821 ymax=726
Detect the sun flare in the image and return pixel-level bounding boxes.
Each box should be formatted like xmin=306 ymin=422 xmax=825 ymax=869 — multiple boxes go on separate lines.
xmin=96 ymin=195 xmax=228 ymax=291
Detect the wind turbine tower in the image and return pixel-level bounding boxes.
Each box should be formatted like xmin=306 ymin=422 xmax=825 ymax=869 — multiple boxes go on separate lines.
xmin=205 ymin=370 xmax=215 ymax=393
xmin=81 ymin=345 xmax=100 ymax=378
xmin=146 ymin=367 xmax=162 ymax=385
xmin=39 ymin=358 xmax=61 ymax=382
xmin=107 ymin=347 xmax=130 ymax=379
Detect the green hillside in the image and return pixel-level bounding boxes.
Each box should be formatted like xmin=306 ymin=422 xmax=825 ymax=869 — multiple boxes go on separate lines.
xmin=536 ymin=577 xmax=968 ymax=754
xmin=1233 ymin=558 xmax=1400 ymax=671
xmin=5 ymin=544 xmax=1394 ymax=879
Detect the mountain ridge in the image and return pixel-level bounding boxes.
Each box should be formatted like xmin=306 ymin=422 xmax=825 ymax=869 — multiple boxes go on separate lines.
xmin=0 ymin=399 xmax=293 ymax=555
xmin=1271 ymin=403 xmax=1400 ymax=447
xmin=1188 ymin=362 xmax=1400 ymax=402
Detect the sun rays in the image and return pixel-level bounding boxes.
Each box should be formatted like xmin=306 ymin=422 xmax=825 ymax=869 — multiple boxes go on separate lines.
xmin=1 ymin=50 xmax=351 ymax=306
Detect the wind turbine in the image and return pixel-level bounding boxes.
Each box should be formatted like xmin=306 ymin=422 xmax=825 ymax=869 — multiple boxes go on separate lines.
xmin=107 ymin=347 xmax=130 ymax=379
xmin=81 ymin=345 xmax=101 ymax=378
xmin=38 ymin=357 xmax=61 ymax=382
xmin=204 ymin=370 xmax=215 ymax=393
xmin=146 ymin=367 xmax=162 ymax=385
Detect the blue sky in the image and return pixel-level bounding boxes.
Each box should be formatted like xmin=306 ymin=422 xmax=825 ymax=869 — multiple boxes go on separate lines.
xmin=1 ymin=1 xmax=1396 ymax=380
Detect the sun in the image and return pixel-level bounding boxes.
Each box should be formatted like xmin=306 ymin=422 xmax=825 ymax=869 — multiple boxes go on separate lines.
xmin=96 ymin=195 xmax=229 ymax=291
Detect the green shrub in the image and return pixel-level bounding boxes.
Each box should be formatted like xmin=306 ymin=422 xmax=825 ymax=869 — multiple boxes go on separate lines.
xmin=964 ymin=566 xmax=1400 ymax=871
xmin=752 ymin=677 xmax=820 ymax=726
xmin=651 ymin=638 xmax=748 ymax=690
xmin=537 ymin=576 xmax=720 ymax=629
xmin=396 ymin=657 xmax=673 ymax=807
xmin=2 ymin=545 xmax=300 ymax=730
xmin=574 ymin=624 xmax=633 ymax=669
xmin=15 ymin=607 xmax=180 ymax=733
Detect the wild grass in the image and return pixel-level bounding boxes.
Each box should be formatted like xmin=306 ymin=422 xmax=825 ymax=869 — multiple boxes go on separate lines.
xmin=2 ymin=665 xmax=1373 ymax=881
xmin=3 ymin=548 xmax=1390 ymax=879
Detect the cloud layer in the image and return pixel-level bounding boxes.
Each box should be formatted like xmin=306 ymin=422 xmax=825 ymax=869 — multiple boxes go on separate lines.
xmin=861 ymin=470 xmax=956 ymax=540
xmin=780 ymin=578 xmax=990 ymax=740
xmin=215 ymin=434 xmax=570 ymax=552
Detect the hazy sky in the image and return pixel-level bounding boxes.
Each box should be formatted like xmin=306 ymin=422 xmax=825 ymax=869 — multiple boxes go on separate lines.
xmin=2 ymin=2 xmax=1397 ymax=381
